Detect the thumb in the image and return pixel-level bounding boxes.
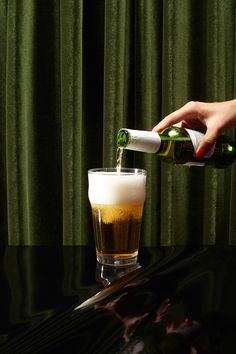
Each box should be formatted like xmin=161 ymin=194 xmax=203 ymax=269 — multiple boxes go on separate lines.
xmin=196 ymin=130 xmax=218 ymax=159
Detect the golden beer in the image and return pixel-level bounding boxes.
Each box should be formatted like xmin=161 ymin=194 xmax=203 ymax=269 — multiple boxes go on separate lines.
xmin=88 ymin=168 xmax=147 ymax=266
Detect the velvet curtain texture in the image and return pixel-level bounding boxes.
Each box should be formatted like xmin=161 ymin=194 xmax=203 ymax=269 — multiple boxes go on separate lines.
xmin=0 ymin=0 xmax=236 ymax=245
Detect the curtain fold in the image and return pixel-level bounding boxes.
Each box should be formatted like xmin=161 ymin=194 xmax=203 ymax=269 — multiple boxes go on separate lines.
xmin=0 ymin=0 xmax=236 ymax=245
xmin=60 ymin=0 xmax=84 ymax=245
xmin=4 ymin=0 xmax=62 ymax=245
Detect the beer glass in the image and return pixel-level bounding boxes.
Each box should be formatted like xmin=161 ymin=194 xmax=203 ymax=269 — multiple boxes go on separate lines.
xmin=88 ymin=168 xmax=147 ymax=266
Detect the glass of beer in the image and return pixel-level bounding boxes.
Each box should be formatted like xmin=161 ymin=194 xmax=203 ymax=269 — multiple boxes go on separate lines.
xmin=88 ymin=168 xmax=147 ymax=266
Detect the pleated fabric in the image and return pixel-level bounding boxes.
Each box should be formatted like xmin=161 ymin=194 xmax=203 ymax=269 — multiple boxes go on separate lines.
xmin=0 ymin=0 xmax=236 ymax=245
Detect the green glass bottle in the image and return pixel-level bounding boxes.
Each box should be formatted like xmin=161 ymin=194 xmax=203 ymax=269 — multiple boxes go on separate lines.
xmin=117 ymin=127 xmax=236 ymax=168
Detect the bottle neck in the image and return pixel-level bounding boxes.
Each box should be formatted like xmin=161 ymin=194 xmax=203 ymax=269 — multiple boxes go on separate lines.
xmin=157 ymin=140 xmax=169 ymax=154
xmin=117 ymin=129 xmax=161 ymax=153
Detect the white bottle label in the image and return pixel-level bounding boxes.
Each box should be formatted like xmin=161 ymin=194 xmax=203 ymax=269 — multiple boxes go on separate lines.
xmin=185 ymin=128 xmax=215 ymax=167
xmin=125 ymin=129 xmax=161 ymax=153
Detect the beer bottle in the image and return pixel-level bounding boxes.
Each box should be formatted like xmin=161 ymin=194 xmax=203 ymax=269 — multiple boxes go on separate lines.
xmin=117 ymin=127 xmax=236 ymax=168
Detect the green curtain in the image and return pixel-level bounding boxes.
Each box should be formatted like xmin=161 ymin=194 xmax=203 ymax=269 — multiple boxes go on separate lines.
xmin=0 ymin=0 xmax=236 ymax=245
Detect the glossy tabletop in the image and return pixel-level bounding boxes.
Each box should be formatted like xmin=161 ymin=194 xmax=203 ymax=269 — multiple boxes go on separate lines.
xmin=0 ymin=245 xmax=236 ymax=353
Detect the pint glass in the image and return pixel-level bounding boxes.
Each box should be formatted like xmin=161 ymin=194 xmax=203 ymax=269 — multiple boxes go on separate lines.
xmin=88 ymin=168 xmax=147 ymax=266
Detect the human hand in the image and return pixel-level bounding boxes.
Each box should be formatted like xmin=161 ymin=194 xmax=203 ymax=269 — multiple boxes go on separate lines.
xmin=152 ymin=100 xmax=236 ymax=158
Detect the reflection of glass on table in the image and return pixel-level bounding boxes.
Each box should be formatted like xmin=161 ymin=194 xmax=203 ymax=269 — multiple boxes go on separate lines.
xmin=96 ymin=262 xmax=141 ymax=286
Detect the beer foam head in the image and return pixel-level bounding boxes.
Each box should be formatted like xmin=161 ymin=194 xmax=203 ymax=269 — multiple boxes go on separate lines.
xmin=88 ymin=169 xmax=146 ymax=205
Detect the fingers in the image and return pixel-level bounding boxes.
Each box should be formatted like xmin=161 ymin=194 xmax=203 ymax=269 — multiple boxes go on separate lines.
xmin=196 ymin=128 xmax=220 ymax=158
xmin=152 ymin=101 xmax=203 ymax=132
xmin=152 ymin=113 xmax=184 ymax=132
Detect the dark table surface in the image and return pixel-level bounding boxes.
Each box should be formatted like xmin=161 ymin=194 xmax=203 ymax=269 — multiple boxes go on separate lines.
xmin=0 ymin=245 xmax=236 ymax=353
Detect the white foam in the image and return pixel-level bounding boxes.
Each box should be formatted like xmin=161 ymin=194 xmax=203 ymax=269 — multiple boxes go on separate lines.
xmin=88 ymin=172 xmax=146 ymax=205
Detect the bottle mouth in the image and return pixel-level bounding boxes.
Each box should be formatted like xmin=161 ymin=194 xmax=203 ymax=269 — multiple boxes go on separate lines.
xmin=117 ymin=129 xmax=129 ymax=147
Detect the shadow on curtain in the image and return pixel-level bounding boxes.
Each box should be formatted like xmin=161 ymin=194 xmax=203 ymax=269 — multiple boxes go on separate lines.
xmin=0 ymin=0 xmax=236 ymax=245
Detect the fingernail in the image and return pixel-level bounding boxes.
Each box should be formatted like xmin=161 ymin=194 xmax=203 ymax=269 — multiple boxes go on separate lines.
xmin=196 ymin=147 xmax=206 ymax=159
